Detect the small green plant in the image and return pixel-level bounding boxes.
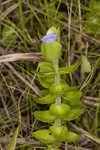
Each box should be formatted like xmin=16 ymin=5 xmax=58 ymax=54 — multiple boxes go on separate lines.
xmin=84 ymin=0 xmax=100 ymax=39
xmin=31 ymin=26 xmax=84 ymax=150
xmin=1 ymin=26 xmax=17 ymax=46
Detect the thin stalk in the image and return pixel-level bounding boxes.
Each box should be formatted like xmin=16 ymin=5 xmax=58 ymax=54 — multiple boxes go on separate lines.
xmin=55 ymin=0 xmax=61 ymax=19
xmin=18 ymin=0 xmax=25 ymax=30
xmin=0 ymin=0 xmax=3 ymax=34
xmin=67 ymin=0 xmax=73 ymax=82
xmin=53 ymin=60 xmax=61 ymax=127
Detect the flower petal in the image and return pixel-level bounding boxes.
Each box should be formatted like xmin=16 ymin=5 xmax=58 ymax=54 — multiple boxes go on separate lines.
xmin=42 ymin=34 xmax=57 ymax=43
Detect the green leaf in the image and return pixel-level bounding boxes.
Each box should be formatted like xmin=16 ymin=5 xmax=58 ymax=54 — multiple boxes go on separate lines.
xmin=2 ymin=26 xmax=17 ymax=46
xmin=7 ymin=126 xmax=20 ymax=150
xmin=81 ymin=55 xmax=91 ymax=74
xmin=39 ymin=62 xmax=54 ymax=73
xmin=39 ymin=62 xmax=80 ymax=76
xmin=41 ymin=41 xmax=62 ymax=61
xmin=47 ymin=145 xmax=60 ymax=150
xmin=38 ymin=74 xmax=55 ymax=88
xmin=47 ymin=26 xmax=59 ymax=35
xmin=49 ymin=126 xmax=68 ymax=141
xmin=33 ymin=94 xmax=56 ymax=104
xmin=84 ymin=0 xmax=100 ymax=36
xmin=63 ymin=91 xmax=83 ymax=107
xmin=49 ymin=104 xmax=71 ymax=117
xmin=38 ymin=62 xmax=55 ymax=88
xmin=47 ymin=26 xmax=60 ymax=42
xmin=59 ymin=62 xmax=80 ymax=74
xmin=63 ymin=91 xmax=82 ymax=101
xmin=65 ymin=132 xmax=79 ymax=143
xmin=49 ymin=80 xmax=70 ymax=95
xmin=85 ymin=14 xmax=100 ymax=34
xmin=33 ymin=89 xmax=49 ymax=98
xmin=89 ymin=0 xmax=100 ymax=11
xmin=31 ymin=129 xmax=56 ymax=144
xmin=62 ymin=108 xmax=84 ymax=121
xmin=34 ymin=111 xmax=57 ymax=123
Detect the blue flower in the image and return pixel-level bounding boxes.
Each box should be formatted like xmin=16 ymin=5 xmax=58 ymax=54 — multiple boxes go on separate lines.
xmin=42 ymin=34 xmax=57 ymax=43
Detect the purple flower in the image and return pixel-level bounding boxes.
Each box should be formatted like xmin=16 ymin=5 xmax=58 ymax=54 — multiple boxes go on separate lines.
xmin=42 ymin=34 xmax=57 ymax=43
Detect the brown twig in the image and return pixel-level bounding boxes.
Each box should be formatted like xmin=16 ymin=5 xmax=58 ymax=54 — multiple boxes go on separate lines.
xmin=0 ymin=137 xmax=42 ymax=145
xmin=0 ymin=3 xmax=18 ymax=21
xmin=68 ymin=122 xmax=100 ymax=144
xmin=0 ymin=53 xmax=43 ymax=63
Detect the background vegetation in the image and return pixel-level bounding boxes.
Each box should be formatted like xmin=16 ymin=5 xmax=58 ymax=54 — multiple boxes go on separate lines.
xmin=0 ymin=0 xmax=100 ymax=149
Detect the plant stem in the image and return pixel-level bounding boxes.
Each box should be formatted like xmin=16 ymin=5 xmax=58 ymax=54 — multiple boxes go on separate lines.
xmin=53 ymin=60 xmax=61 ymax=127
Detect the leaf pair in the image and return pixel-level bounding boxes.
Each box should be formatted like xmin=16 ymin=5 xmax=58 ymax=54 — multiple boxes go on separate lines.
xmin=38 ymin=62 xmax=80 ymax=88
xmin=32 ymin=127 xmax=79 ymax=144
xmin=34 ymin=105 xmax=84 ymax=123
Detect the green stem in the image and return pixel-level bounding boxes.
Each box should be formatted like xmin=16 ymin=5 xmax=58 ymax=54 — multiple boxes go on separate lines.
xmin=53 ymin=60 xmax=60 ymax=89
xmin=53 ymin=60 xmax=61 ymax=127
xmin=18 ymin=0 xmax=25 ymax=30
